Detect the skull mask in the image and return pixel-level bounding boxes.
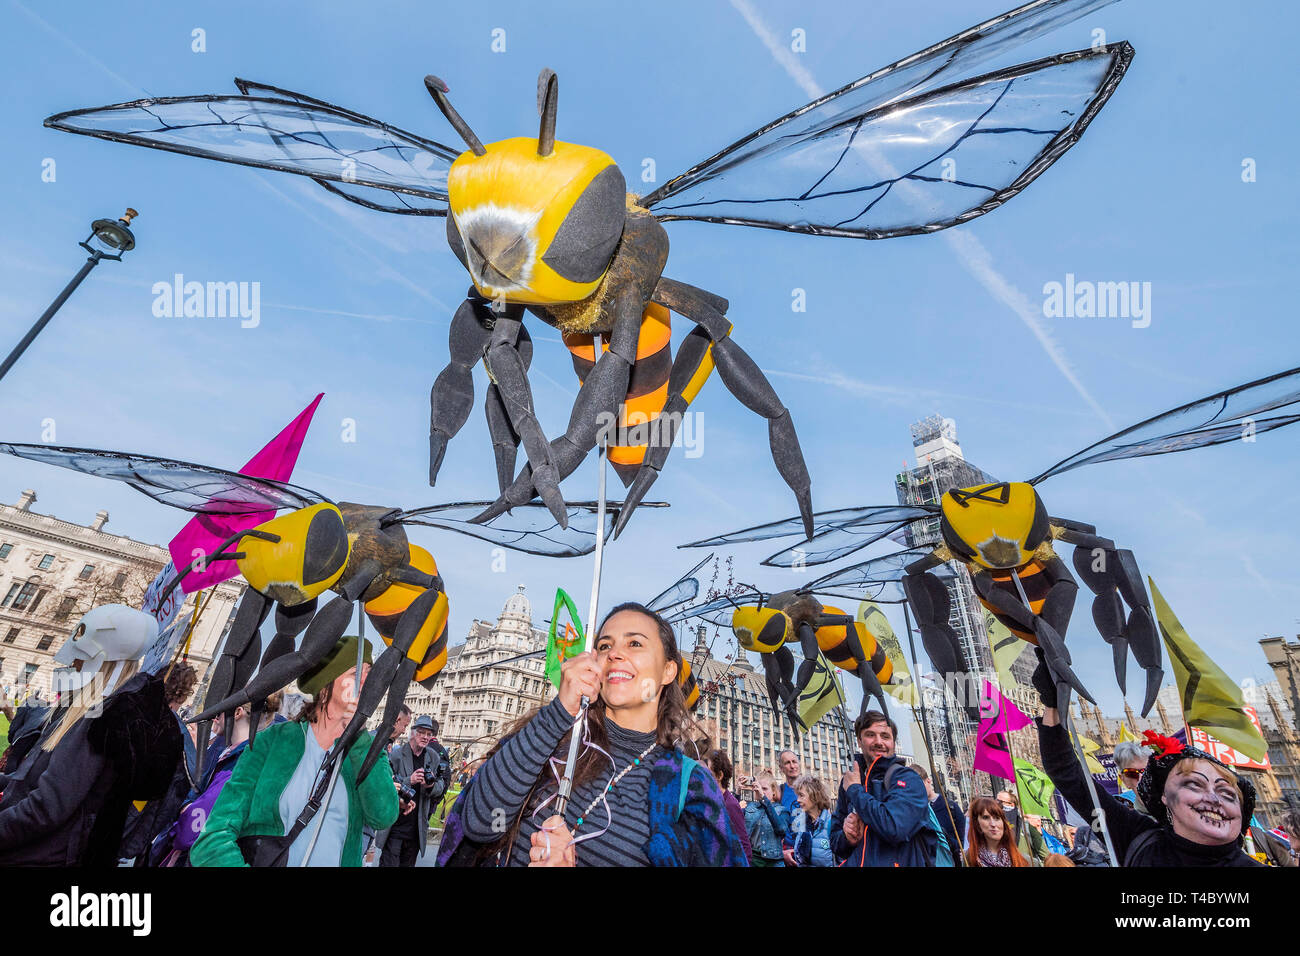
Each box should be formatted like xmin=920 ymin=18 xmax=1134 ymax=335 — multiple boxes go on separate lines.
xmin=52 ymin=604 xmax=157 ymax=696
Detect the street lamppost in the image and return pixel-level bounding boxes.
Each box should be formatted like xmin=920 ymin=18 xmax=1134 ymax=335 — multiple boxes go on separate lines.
xmin=0 ymin=208 xmax=138 ymax=382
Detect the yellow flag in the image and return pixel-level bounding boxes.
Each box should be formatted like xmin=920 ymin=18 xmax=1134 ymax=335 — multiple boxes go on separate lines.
xmin=1148 ymin=577 xmax=1267 ymax=763
xmin=982 ymin=606 xmax=1031 ymax=690
xmin=1118 ymin=723 xmax=1138 ymax=742
xmin=797 ymin=652 xmax=846 ymax=731
xmin=1077 ymin=735 xmax=1105 ymax=774
xmin=856 ymin=600 xmax=918 ymax=705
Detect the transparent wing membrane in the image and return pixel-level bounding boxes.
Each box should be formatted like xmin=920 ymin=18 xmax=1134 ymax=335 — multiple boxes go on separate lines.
xmin=395 ymin=501 xmax=668 ymax=557
xmin=803 ymin=549 xmax=956 ymax=602
xmin=233 ymin=78 xmax=448 ymax=215
xmin=664 ymin=586 xmax=766 ymax=627
xmin=641 ymin=0 xmax=1120 ymax=213
xmin=45 ymin=94 xmax=456 ymax=205
xmin=645 ymin=553 xmax=713 ymax=615
xmin=646 ymin=46 xmax=1130 ymax=238
xmin=680 ymin=505 xmax=934 ymax=568
xmin=0 ymin=444 xmax=324 ymax=514
xmin=1031 ymin=366 xmax=1300 ymax=484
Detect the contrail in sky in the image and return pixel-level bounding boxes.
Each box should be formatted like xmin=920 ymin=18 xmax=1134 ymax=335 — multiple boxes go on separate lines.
xmin=728 ymin=0 xmax=1115 ymax=430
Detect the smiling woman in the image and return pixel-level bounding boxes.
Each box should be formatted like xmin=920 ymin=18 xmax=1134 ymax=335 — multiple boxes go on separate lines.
xmin=1031 ymin=650 xmax=1261 ymax=868
xmin=965 ymin=797 xmax=1029 ymax=868
xmin=437 ymin=602 xmax=748 ymax=866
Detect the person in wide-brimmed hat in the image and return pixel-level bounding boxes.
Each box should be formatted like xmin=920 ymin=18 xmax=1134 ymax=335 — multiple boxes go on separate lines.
xmin=191 ymin=636 xmax=397 ymax=867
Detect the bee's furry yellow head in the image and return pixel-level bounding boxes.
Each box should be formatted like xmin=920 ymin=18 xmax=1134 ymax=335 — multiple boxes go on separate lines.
xmin=446 ymin=138 xmax=625 ymax=305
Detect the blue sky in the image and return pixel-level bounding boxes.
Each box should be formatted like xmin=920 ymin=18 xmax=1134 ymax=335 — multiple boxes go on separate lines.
xmin=2 ymin=0 xmax=1297 ymax=749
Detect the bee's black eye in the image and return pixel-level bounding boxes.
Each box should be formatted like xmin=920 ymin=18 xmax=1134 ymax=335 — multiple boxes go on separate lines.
xmin=543 ymin=165 xmax=625 ymax=283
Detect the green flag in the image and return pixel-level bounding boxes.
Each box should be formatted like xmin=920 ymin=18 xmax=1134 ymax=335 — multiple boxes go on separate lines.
xmin=1148 ymin=577 xmax=1267 ymax=762
xmin=546 ymin=588 xmax=584 ymax=689
xmin=857 ymin=600 xmax=917 ymax=705
xmin=797 ymin=651 xmax=846 ymax=731
xmin=1013 ymin=757 xmax=1057 ymax=818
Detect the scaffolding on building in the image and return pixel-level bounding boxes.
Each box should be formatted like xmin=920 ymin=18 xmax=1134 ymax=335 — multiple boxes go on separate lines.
xmin=893 ymin=416 xmax=1003 ymax=808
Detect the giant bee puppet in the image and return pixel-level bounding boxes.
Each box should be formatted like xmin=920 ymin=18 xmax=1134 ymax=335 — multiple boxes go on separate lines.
xmin=45 ymin=0 xmax=1134 ymax=540
xmin=0 ymin=441 xmax=660 ymax=780
xmin=664 ymin=562 xmax=920 ymax=735
xmin=683 ymin=367 xmax=1300 ymax=718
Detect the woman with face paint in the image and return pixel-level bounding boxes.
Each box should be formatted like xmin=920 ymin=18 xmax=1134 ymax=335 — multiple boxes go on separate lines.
xmin=190 ymin=637 xmax=399 ymax=867
xmin=439 ymin=602 xmax=748 ymax=866
xmin=1031 ymin=651 xmax=1261 ymax=867
xmin=964 ymin=797 xmax=1030 ymax=867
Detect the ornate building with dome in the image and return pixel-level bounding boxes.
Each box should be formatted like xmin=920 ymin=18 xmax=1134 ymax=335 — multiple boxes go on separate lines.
xmin=402 ymin=585 xmax=554 ymax=765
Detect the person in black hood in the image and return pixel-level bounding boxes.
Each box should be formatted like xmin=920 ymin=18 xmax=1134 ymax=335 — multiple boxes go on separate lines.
xmin=1032 ymin=650 xmax=1260 ymax=867
xmin=0 ymin=606 xmax=181 ymax=866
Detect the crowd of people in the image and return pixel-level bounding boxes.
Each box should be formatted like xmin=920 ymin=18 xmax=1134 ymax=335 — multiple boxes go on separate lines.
xmin=0 ymin=627 xmax=452 ymax=868
xmin=0 ymin=604 xmax=1297 ymax=868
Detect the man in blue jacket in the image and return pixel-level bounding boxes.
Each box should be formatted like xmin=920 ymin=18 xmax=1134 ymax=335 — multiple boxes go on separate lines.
xmin=829 ymin=711 xmax=936 ymax=867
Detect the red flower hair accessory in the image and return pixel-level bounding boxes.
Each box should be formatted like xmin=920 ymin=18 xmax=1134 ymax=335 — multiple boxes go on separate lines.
xmin=1141 ymin=730 xmax=1183 ymax=756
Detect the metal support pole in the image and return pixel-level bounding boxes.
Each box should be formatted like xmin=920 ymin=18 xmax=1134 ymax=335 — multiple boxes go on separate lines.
xmin=555 ymin=436 xmax=609 ymax=817
xmin=902 ymin=601 xmax=967 ymax=864
xmin=0 ymin=253 xmax=103 ymax=382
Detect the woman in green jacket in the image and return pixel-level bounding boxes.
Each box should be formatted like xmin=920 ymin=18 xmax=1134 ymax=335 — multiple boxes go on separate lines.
xmin=191 ymin=637 xmax=399 ymax=867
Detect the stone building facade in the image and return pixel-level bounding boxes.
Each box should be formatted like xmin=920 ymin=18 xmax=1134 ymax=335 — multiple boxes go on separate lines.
xmin=688 ymin=627 xmax=856 ymax=798
xmin=0 ymin=489 xmax=243 ymax=698
xmin=403 ymin=585 xmax=554 ymax=765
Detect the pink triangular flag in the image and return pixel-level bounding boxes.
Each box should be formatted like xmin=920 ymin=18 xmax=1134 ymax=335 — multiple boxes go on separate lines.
xmin=973 ymin=680 xmax=1032 ymax=780
xmin=168 ymin=393 xmax=323 ymax=593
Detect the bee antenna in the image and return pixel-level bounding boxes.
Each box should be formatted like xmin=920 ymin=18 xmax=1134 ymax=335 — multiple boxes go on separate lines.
xmin=537 ymin=68 xmax=557 ymax=157
xmin=424 ymin=75 xmax=486 ymax=156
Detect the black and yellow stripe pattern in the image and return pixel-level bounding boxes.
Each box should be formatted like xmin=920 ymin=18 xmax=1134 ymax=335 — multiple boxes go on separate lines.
xmin=565 ymin=302 xmax=717 ymax=483
xmin=678 ymin=657 xmax=701 ymax=710
xmin=978 ymin=558 xmax=1054 ymax=643
xmin=363 ymin=543 xmax=450 ymax=685
xmin=815 ymin=604 xmax=893 ymax=683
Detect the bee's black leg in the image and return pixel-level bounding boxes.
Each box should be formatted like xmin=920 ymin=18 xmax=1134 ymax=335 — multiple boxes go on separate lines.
xmin=612 ymin=326 xmax=712 ymax=539
xmin=430 ymin=295 xmax=494 ymax=486
xmin=472 ymin=290 xmax=643 ymax=525
xmin=193 ymin=588 xmax=271 ymax=779
xmin=791 ymin=620 xmax=821 ymax=715
xmin=341 ymin=587 xmax=442 ymax=778
xmin=902 ymin=570 xmax=969 ymax=703
xmin=351 ymin=587 xmax=444 ymax=780
xmin=833 ymin=613 xmax=889 ymax=717
xmin=481 ymin=305 xmax=568 ymax=525
xmin=1062 ymin=527 xmax=1163 ymax=716
xmin=247 ymin=598 xmax=317 ymax=750
xmin=650 ymin=277 xmax=813 ymax=540
xmin=763 ymin=646 xmax=802 ymax=740
xmin=191 ymin=561 xmax=381 ymax=721
xmin=484 ymin=381 xmax=521 ymax=493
